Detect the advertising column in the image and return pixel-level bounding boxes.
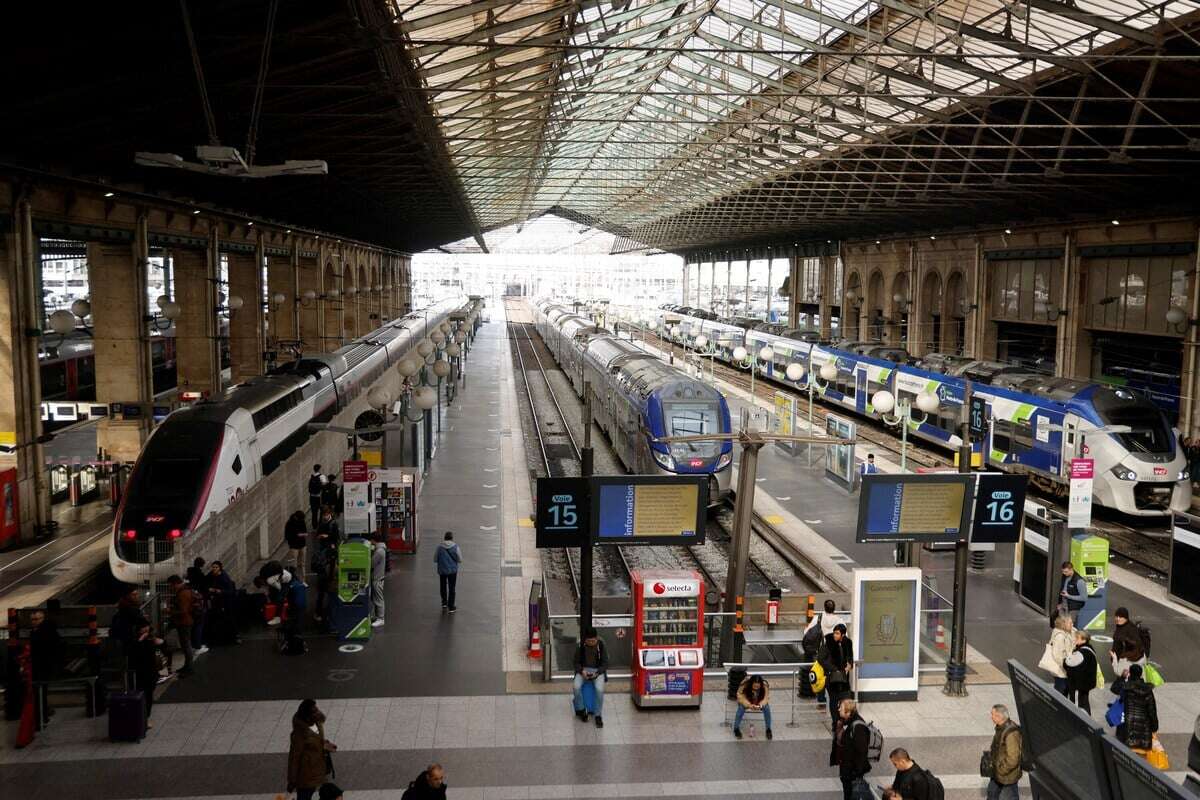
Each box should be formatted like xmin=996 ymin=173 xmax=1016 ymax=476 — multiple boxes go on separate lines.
xmin=342 ymin=460 xmax=370 ymax=535
xmin=1067 ymin=458 xmax=1094 ymax=530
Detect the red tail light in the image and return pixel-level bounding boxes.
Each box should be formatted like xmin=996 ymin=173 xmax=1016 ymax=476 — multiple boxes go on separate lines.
xmin=169 ymin=529 xmax=182 ymax=539
xmin=123 ymin=530 xmax=137 ymax=540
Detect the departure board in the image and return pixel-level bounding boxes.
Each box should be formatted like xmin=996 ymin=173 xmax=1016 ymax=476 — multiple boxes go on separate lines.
xmin=593 ymin=476 xmax=707 ymax=545
xmin=855 ymin=473 xmax=972 ymax=543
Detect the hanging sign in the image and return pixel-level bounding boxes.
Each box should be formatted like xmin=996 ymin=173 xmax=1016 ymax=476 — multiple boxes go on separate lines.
xmin=1068 ymin=458 xmax=1094 ymax=529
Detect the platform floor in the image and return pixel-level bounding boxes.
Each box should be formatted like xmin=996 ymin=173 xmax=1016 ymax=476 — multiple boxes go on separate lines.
xmin=4 ymin=315 xmax=1200 ymax=799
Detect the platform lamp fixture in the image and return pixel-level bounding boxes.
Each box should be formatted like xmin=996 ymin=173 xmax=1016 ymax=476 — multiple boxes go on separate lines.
xmin=794 ymin=360 xmax=837 ymax=466
xmin=145 ymin=296 xmax=182 ymax=331
xmin=1046 ymin=302 xmax=1066 ymax=322
xmin=216 ymin=292 xmax=244 ymax=316
xmin=47 ymin=298 xmax=93 ymax=343
xmin=1167 ymin=306 xmax=1197 ymax=333
xmin=299 ymin=289 xmax=319 ymax=307
xmin=871 ymin=389 xmax=939 ymax=473
xmin=731 ymin=344 xmax=773 ymax=411
xmin=893 ymin=292 xmax=911 ymax=313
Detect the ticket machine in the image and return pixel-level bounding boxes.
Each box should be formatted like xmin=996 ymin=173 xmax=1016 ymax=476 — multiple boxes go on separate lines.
xmin=630 ymin=569 xmax=705 ymax=708
xmin=1071 ymin=534 xmax=1109 ymax=631
xmin=331 ymin=537 xmax=373 ymax=641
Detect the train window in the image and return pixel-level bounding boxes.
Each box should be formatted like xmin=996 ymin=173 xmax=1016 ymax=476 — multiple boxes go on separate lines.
xmin=993 ymin=420 xmax=1013 ymax=453
xmin=1013 ymin=419 xmax=1035 ymax=451
xmin=232 ymin=455 xmax=242 ymax=475
xmin=841 ymin=373 xmax=856 ymax=399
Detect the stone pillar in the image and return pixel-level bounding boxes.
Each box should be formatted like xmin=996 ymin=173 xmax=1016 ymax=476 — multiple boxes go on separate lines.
xmin=267 ymin=244 xmax=297 ymax=356
xmin=819 ymin=256 xmax=833 ymax=339
xmin=173 ymin=242 xmax=221 ymax=395
xmin=90 ymin=228 xmax=154 ymax=462
xmin=298 ymin=254 xmax=321 ymax=353
xmin=969 ymin=241 xmax=991 ymax=359
xmin=1054 ymin=233 xmax=1090 ymax=379
xmin=909 ymin=247 xmax=925 ymax=358
xmin=0 ymin=198 xmax=51 ymax=542
xmin=228 ymin=248 xmax=264 ymax=383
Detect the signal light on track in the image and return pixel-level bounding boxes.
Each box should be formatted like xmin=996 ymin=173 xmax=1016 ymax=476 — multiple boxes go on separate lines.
xmin=169 ymin=529 xmax=182 ymax=539
xmin=123 ymin=530 xmax=137 ymax=540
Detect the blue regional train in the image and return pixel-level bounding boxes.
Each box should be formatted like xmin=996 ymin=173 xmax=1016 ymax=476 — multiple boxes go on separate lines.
xmin=647 ymin=307 xmax=1189 ymax=517
xmin=533 ymin=300 xmax=733 ymax=501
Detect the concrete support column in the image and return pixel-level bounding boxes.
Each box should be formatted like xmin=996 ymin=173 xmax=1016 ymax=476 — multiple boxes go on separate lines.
xmin=969 ymin=240 xmax=990 ymax=359
xmin=173 ymin=243 xmax=221 ymax=395
xmin=298 ymin=255 xmax=321 ymax=353
xmin=909 ymin=247 xmax=925 ymax=358
xmin=90 ymin=229 xmax=154 ymax=462
xmin=0 ymin=198 xmax=50 ymax=542
xmin=1054 ymin=233 xmax=1090 ymax=379
xmin=819 ymin=256 xmax=833 ymax=339
xmin=267 ymin=246 xmax=297 ymax=355
xmin=228 ymin=248 xmax=264 ymax=384
xmin=681 ymin=261 xmax=690 ymax=306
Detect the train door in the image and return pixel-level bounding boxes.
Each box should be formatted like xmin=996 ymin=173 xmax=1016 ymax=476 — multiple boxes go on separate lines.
xmin=1062 ymin=416 xmax=1081 ymax=465
xmin=855 ymin=368 xmax=868 ymax=414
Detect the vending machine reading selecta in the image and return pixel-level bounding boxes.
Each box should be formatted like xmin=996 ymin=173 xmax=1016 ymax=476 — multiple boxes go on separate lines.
xmin=630 ymin=570 xmax=706 ymax=708
xmin=332 ymin=537 xmax=373 ymax=641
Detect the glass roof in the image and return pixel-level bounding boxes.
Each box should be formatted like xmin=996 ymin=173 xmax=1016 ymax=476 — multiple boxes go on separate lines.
xmin=390 ymin=0 xmax=1200 ymax=249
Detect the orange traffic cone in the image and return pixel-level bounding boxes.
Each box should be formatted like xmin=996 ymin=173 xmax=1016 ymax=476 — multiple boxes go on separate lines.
xmin=528 ymin=627 xmax=543 ymax=659
xmin=935 ymin=622 xmax=947 ymax=651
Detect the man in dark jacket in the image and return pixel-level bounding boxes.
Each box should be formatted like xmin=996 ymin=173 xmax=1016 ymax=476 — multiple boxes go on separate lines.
xmin=573 ymin=626 xmax=608 ymax=727
xmin=166 ymin=575 xmax=196 ymax=676
xmin=285 ymin=510 xmax=309 ymax=580
xmin=29 ymin=609 xmax=62 ymax=723
xmin=308 ymin=465 xmax=325 ymax=528
xmin=1058 ymin=561 xmax=1086 ymax=617
xmin=889 ymin=748 xmax=931 ymax=800
xmin=1114 ymin=663 xmax=1158 ymax=751
xmin=830 ymin=698 xmax=872 ymax=800
xmin=1110 ymin=607 xmax=1145 ymax=670
xmin=818 ymin=623 xmax=855 ymax=724
xmin=401 ymin=764 xmax=447 ymax=799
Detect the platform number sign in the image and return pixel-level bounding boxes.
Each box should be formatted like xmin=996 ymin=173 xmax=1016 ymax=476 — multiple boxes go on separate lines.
xmin=970 ymin=473 xmax=1028 ymax=543
xmin=969 ymin=396 xmax=987 ymax=439
xmin=536 ymin=477 xmax=590 ymax=548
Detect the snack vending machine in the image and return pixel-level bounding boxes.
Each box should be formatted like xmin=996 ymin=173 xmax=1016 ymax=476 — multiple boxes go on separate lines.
xmin=630 ymin=569 xmax=705 ymax=708
xmin=371 ymin=468 xmax=419 ymax=554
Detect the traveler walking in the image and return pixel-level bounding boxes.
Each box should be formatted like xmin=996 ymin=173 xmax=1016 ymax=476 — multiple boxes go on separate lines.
xmin=401 ymin=763 xmax=448 ymax=799
xmin=321 ymin=474 xmax=340 ymax=513
xmin=830 ymin=698 xmax=873 ymax=800
xmin=1039 ymin=611 xmax=1073 ymax=695
xmin=733 ymin=673 xmax=773 ymax=740
xmin=889 ymin=748 xmax=935 ymax=800
xmin=1113 ymin=663 xmax=1158 ymax=750
xmin=572 ymin=626 xmax=608 ymax=728
xmin=308 ymin=466 xmax=326 ymax=528
xmin=1064 ymin=630 xmax=1100 ymax=713
xmin=371 ymin=534 xmax=387 ymax=627
xmin=1110 ymin=607 xmax=1147 ymax=674
xmin=286 ymin=510 xmax=309 ymax=580
xmin=130 ymin=622 xmax=163 ymax=727
xmin=435 ymin=531 xmax=462 ymax=612
xmin=1058 ymin=561 xmax=1087 ymax=618
xmin=166 ymin=575 xmax=196 ymax=676
xmin=185 ymin=558 xmax=210 ymax=654
xmin=983 ymin=705 xmax=1023 ymax=800
xmin=818 ymin=623 xmax=855 ymax=724
xmin=287 ymin=699 xmax=337 ymax=800
xmin=803 ymin=599 xmax=846 ymax=703
xmin=28 ymin=609 xmax=62 ymax=723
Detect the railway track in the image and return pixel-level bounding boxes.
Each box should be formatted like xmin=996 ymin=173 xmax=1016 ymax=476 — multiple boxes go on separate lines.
xmin=508 ymin=319 xmax=631 ymax=599
xmin=635 ymin=321 xmax=1174 ymax=574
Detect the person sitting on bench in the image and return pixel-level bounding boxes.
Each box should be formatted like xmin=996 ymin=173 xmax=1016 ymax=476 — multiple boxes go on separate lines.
xmin=733 ymin=673 xmax=773 ymax=740
xmin=572 ymin=627 xmax=607 ymax=728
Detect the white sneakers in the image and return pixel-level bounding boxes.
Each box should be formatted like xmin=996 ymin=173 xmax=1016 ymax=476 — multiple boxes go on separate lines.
xmin=371 ymin=619 xmax=385 ymax=628
xmin=195 ymin=645 xmax=210 ymax=655
xmin=267 ymin=617 xmax=282 ymax=626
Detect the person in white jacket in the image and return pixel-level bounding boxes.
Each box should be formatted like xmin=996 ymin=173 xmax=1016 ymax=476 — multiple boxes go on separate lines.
xmin=1041 ymin=612 xmax=1074 ymax=695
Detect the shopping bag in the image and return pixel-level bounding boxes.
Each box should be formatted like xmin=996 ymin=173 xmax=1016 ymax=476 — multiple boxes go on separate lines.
xmin=1105 ymin=696 xmax=1125 ymax=728
xmin=1142 ymin=662 xmax=1165 ymax=687
xmin=1038 ymin=643 xmax=1059 ymax=674
xmin=1147 ymin=735 xmax=1170 ymax=770
xmin=1095 ymin=662 xmax=1105 ymax=690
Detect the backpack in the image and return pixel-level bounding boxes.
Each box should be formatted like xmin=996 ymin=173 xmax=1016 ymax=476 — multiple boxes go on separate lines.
xmin=922 ymin=769 xmax=945 ymax=800
xmin=1135 ymin=622 xmax=1152 ymax=658
xmin=802 ymin=615 xmax=823 ymax=656
xmin=308 ymin=474 xmax=323 ymax=497
xmin=851 ymin=718 xmax=884 ymax=764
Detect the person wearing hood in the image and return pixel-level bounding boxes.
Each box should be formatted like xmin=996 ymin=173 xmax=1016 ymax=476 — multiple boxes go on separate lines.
xmin=435 ymin=531 xmax=462 ymax=613
xmin=287 ymin=699 xmax=337 ymax=800
xmin=1113 ymin=663 xmax=1158 ymax=751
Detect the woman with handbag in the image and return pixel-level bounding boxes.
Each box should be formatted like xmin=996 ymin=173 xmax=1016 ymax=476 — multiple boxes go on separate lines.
xmin=1039 ymin=612 xmax=1073 ymax=695
xmin=288 ymin=699 xmax=338 ymax=800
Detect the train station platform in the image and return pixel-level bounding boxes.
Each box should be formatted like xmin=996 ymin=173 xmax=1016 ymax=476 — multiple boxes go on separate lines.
xmin=3 ymin=314 xmax=1199 ymax=799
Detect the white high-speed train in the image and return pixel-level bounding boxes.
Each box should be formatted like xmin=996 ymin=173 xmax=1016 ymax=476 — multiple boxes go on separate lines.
xmin=109 ymin=297 xmax=471 ymax=582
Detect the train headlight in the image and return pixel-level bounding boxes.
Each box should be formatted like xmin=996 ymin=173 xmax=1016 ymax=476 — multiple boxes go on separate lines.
xmin=1109 ymin=465 xmax=1138 ymax=481
xmin=717 ymin=452 xmax=732 ymax=470
xmin=652 ymin=450 xmax=674 ymax=470
xmin=1180 ymin=469 xmax=1190 ymax=481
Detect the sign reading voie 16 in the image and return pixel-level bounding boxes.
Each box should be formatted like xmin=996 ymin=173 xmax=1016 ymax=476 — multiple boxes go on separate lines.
xmin=970 ymin=473 xmax=1028 ymax=543
xmin=535 ymin=477 xmax=590 ymax=548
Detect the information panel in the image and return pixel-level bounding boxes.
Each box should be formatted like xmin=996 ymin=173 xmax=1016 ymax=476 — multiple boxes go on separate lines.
xmin=535 ymin=477 xmax=590 ymax=549
xmin=851 ymin=568 xmax=920 ymax=700
xmin=856 ymin=473 xmax=972 ymax=543
xmin=970 ymin=473 xmax=1028 ymax=544
xmin=592 ymin=475 xmax=707 ymax=546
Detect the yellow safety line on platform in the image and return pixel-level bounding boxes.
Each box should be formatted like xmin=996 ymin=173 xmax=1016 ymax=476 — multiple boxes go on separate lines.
xmin=763 ymin=515 xmax=784 ymax=525
xmin=518 ymin=518 xmax=533 ymax=528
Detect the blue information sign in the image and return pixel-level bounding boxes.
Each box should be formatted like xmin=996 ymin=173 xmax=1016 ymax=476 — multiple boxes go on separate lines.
xmin=856 ymin=473 xmax=973 ymax=543
xmin=971 ymin=473 xmax=1027 ymax=543
xmin=535 ymin=477 xmax=590 ymax=549
xmin=592 ymin=475 xmax=707 ymax=546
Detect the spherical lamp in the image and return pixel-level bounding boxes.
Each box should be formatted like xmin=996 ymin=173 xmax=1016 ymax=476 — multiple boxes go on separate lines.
xmin=446 ymin=343 xmax=461 ymax=357
xmin=345 ymin=286 xmax=358 ymax=298
xmin=413 ymin=386 xmax=437 ymax=410
xmin=732 ymin=345 xmax=748 ymax=362
xmin=454 ymin=330 xmax=467 ymax=344
xmin=48 ymin=309 xmax=76 ymax=335
xmin=916 ymin=390 xmax=940 ymax=415
xmin=1166 ymin=307 xmax=1188 ymax=325
xmin=417 ymin=340 xmax=434 ymax=358
xmin=71 ymin=299 xmax=91 ymax=319
xmin=785 ymin=363 xmax=805 ymax=382
xmin=431 ymin=330 xmax=446 ymax=345
xmin=303 ymin=289 xmax=317 ymax=301
xmin=272 ymin=292 xmax=286 ymax=305
xmin=694 ymin=334 xmax=708 ymax=349
xmin=161 ymin=301 xmax=182 ymax=321
xmin=156 ymin=294 xmax=170 ymax=310
xmin=327 ymin=288 xmax=341 ymax=299
xmin=367 ymin=387 xmax=392 ymax=410
xmin=872 ymin=390 xmax=896 ymax=415
xmin=819 ymin=362 xmax=837 ymax=382
xmin=397 ymin=358 xmax=419 ymax=377
xmin=758 ymin=346 xmax=774 ymax=362
xmin=227 ymin=295 xmax=245 ymax=311
xmin=432 ymin=359 xmax=451 ymax=378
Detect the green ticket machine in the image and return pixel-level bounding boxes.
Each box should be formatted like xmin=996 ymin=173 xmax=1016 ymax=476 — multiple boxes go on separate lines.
xmin=1070 ymin=534 xmax=1109 ymax=631
xmin=332 ymin=537 xmax=373 ymax=640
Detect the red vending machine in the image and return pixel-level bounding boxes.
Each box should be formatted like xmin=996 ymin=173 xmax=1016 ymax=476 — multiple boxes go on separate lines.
xmin=370 ymin=468 xmax=419 ymax=554
xmin=630 ymin=569 xmax=705 ymax=708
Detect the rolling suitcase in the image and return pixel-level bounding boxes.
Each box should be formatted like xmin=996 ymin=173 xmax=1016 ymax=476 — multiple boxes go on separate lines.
xmin=108 ymin=691 xmax=146 ymax=742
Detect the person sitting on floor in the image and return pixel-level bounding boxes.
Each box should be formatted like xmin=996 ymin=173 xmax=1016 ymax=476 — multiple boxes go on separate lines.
xmin=733 ymin=673 xmax=773 ymax=740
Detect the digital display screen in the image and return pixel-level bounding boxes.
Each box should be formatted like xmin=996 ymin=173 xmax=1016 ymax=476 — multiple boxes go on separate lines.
xmin=858 ymin=579 xmax=916 ymax=679
xmin=643 ymin=650 xmax=665 ymax=667
xmin=678 ymin=651 xmax=699 ymax=666
xmin=593 ymin=476 xmax=706 ymax=545
xmin=856 ymin=474 xmax=971 ymax=543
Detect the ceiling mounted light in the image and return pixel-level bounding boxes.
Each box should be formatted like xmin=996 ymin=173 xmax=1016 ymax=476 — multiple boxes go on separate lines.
xmin=103 ymin=191 xmax=115 ymax=198
xmin=135 ymin=145 xmax=328 ymax=178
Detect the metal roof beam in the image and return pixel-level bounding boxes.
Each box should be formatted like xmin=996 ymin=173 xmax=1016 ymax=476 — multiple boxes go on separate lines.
xmin=1022 ymin=0 xmax=1158 ymax=45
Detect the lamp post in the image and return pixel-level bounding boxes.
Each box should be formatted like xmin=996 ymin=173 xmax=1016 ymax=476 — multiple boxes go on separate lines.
xmin=731 ymin=345 xmax=773 ymax=411
xmin=870 ymin=389 xmax=940 ymax=473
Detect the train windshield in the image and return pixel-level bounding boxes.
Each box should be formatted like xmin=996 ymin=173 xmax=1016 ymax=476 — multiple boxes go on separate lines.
xmin=123 ymin=421 xmax=223 ymax=510
xmin=1092 ymin=389 xmax=1173 ymax=455
xmin=664 ymin=402 xmax=723 ymax=459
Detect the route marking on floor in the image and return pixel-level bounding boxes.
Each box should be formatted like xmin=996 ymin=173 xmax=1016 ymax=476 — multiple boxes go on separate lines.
xmin=763 ymin=515 xmax=785 ymax=525
xmin=775 ymin=496 xmax=792 ymax=501
xmin=483 ymin=483 xmax=498 ymax=488
xmin=482 ymin=504 xmax=498 ymax=509
xmin=486 ymin=447 xmax=498 ymax=451
xmin=480 ymin=525 xmax=497 ymax=531
xmin=518 ymin=518 xmax=534 ymax=528
xmin=484 ymin=467 xmax=498 ymax=472
xmin=804 ymin=519 xmax=823 ymax=524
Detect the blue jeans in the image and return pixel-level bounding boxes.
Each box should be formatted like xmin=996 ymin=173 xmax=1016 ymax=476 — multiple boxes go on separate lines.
xmin=573 ymin=673 xmax=605 ymax=715
xmin=734 ymin=703 xmax=772 ymax=731
xmin=987 ymin=779 xmax=1019 ymax=800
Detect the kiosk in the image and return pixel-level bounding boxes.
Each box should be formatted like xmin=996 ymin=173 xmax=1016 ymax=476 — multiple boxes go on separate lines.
xmin=1070 ymin=534 xmax=1109 ymax=631
xmin=331 ymin=537 xmax=373 ymax=640
xmin=371 ymin=467 xmax=419 ymax=554
xmin=630 ymin=569 xmax=705 ymax=708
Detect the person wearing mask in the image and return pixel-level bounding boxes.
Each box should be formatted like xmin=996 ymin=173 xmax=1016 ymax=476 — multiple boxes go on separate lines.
xmin=1040 ymin=611 xmax=1074 ymax=695
xmin=803 ymin=599 xmax=846 ymax=703
xmin=1058 ymin=561 xmax=1087 ymax=619
xmin=28 ymin=609 xmax=62 ymax=723
xmin=166 ymin=575 xmax=196 ymax=676
xmin=285 ymin=510 xmax=309 ymax=581
xmin=435 ymin=531 xmax=462 ymax=613
xmin=985 ymin=705 xmax=1023 ymax=800
xmin=572 ymin=626 xmax=607 ymax=728
xmin=308 ymin=465 xmax=326 ymax=528
xmin=401 ymin=764 xmax=447 ymax=800
xmin=1110 ymin=607 xmax=1145 ymax=674
xmin=1064 ymin=629 xmax=1099 ymax=713
xmin=830 ymin=698 xmax=872 ymax=800
xmin=370 ymin=534 xmax=387 ymax=628
xmin=315 ymin=506 xmax=341 ymax=554
xmin=733 ymin=674 xmax=773 ymax=740
xmin=889 ymin=748 xmax=931 ymax=800
xmin=129 ymin=622 xmax=163 ymax=728
xmin=1113 ymin=663 xmax=1158 ymax=750
xmin=818 ymin=623 xmax=855 ymax=724
xmin=287 ymin=699 xmax=337 ymax=800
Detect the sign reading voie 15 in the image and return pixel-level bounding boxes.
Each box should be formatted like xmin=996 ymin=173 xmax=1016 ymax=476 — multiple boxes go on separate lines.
xmin=535 ymin=477 xmax=590 ymax=548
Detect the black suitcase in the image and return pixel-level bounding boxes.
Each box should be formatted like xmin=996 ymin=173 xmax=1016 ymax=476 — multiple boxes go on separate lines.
xmin=108 ymin=691 xmax=146 ymax=742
